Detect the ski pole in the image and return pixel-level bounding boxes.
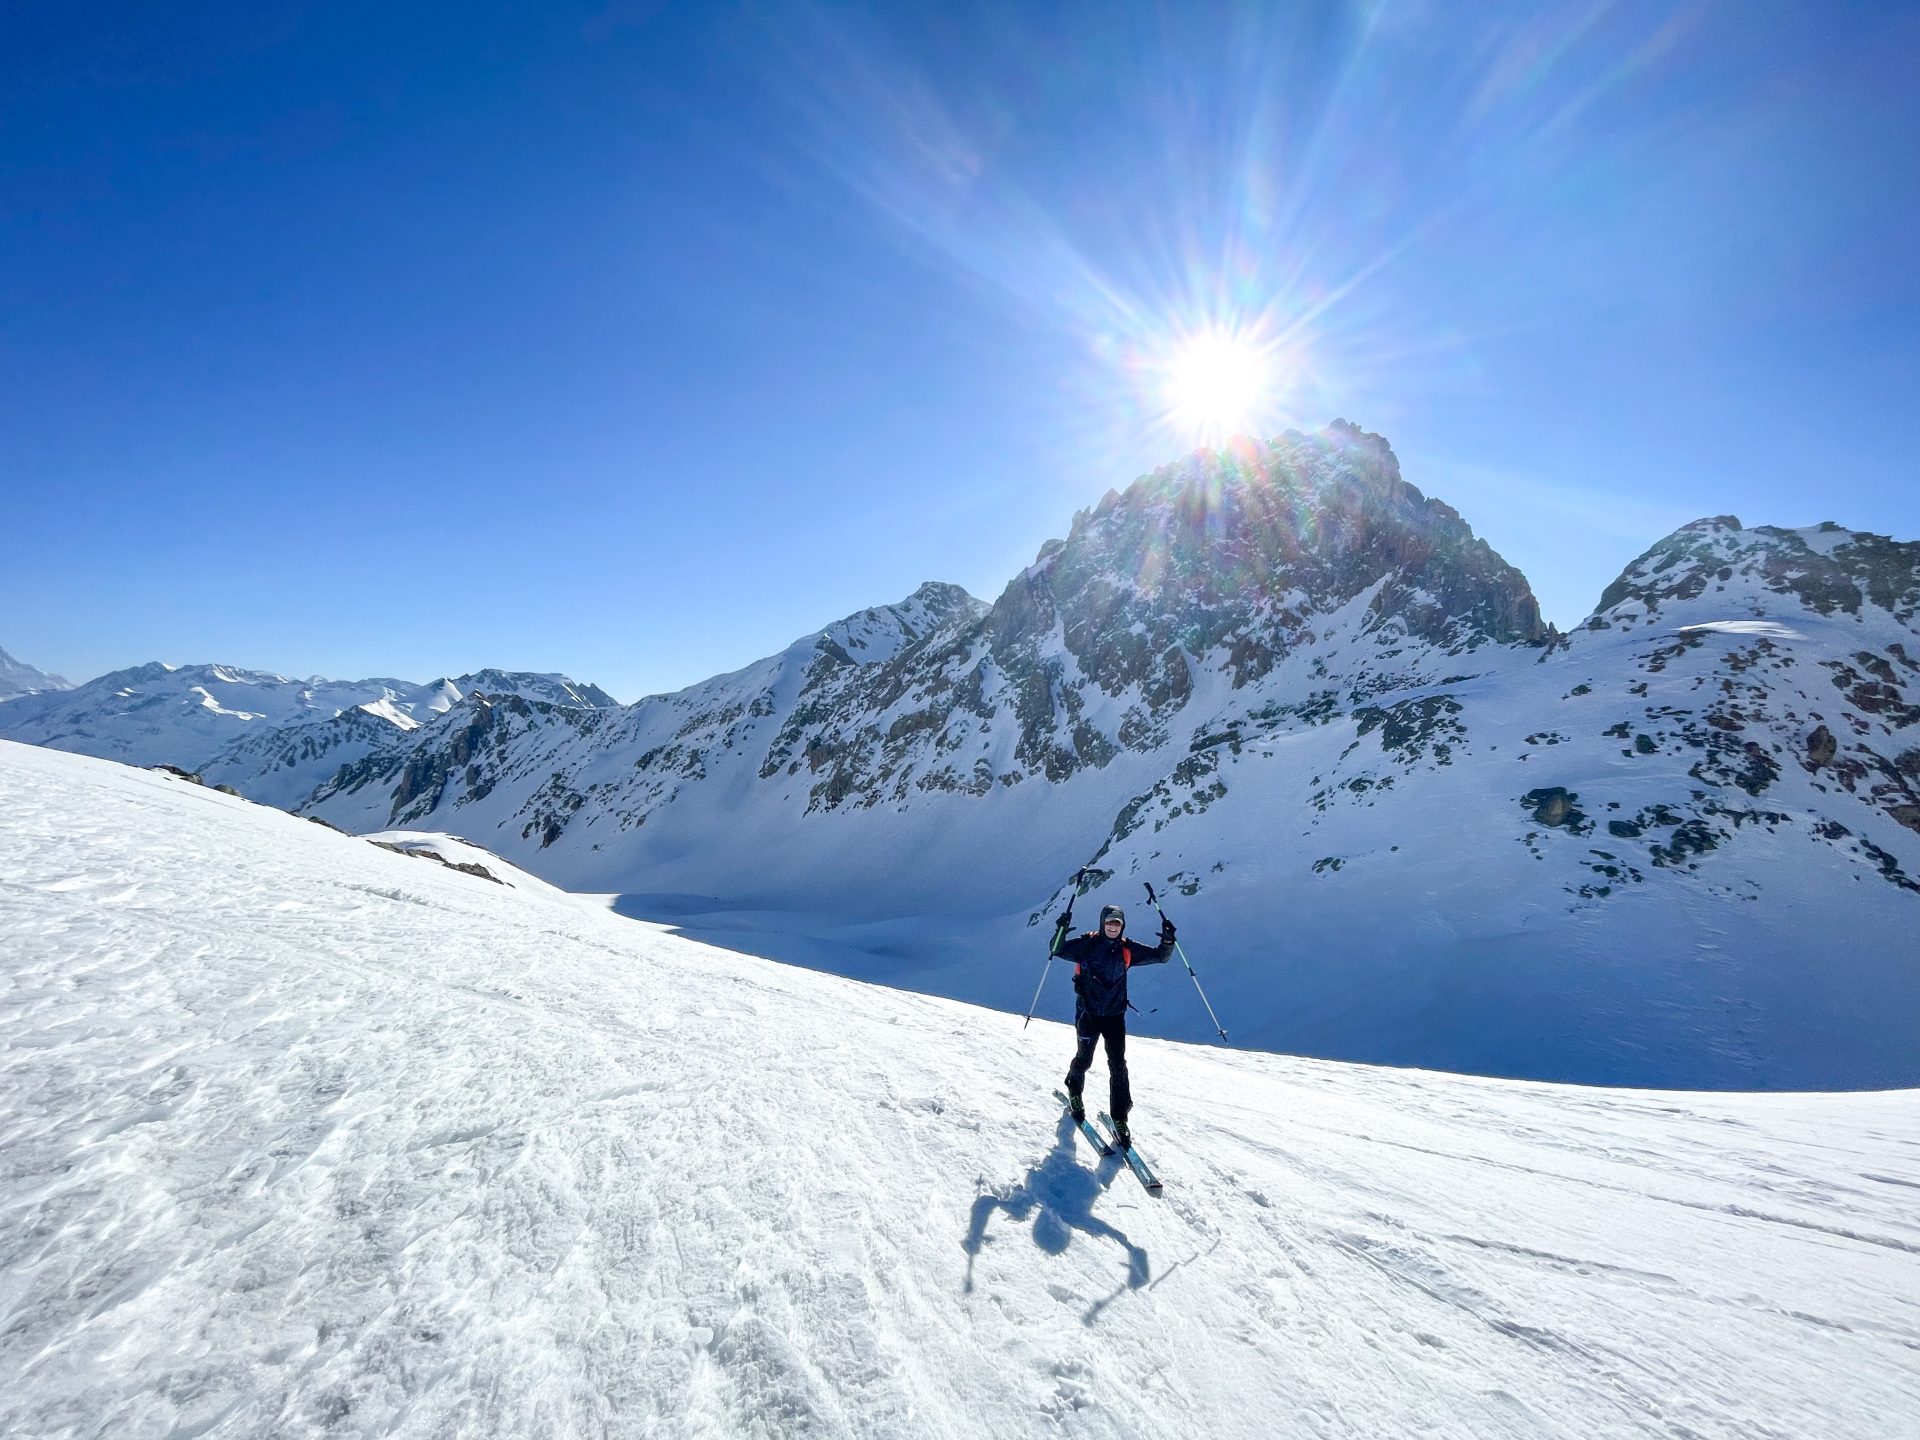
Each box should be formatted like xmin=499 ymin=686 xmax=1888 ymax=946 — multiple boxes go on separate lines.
xmin=1024 ymin=868 xmax=1089 ymax=1028
xmin=1143 ymin=881 xmax=1229 ymax=1043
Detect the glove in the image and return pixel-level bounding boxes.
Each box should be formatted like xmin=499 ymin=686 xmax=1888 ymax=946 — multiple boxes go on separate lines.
xmin=1054 ymin=913 xmax=1074 ymax=932
xmin=1161 ymin=920 xmax=1177 ymax=942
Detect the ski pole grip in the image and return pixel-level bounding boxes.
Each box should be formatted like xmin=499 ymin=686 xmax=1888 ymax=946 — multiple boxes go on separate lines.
xmin=1055 ymin=868 xmax=1089 ymax=936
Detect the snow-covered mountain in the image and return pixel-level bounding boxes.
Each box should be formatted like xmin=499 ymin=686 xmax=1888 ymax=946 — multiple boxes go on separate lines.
xmin=195 ymin=703 xmax=427 ymax=812
xmin=305 ymin=423 xmax=1541 ymax=882
xmin=452 ymin=669 xmax=619 ymax=709
xmin=3 ymin=739 xmax=1915 ymax=1439
xmin=284 ymin=424 xmax=1920 ymax=1090
xmin=0 ymin=661 xmax=615 ymax=772
xmin=0 ymin=643 xmax=71 ymax=701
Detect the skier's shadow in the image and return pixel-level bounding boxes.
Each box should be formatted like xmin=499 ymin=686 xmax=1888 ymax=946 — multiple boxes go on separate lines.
xmin=963 ymin=1113 xmax=1150 ymax=1313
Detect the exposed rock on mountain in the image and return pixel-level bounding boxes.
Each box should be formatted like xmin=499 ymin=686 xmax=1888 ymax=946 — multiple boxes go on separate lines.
xmin=1594 ymin=516 xmax=1920 ymax=626
xmin=1570 ymin=518 xmax=1920 ymax=868
xmin=760 ymin=423 xmax=1543 ymax=810
xmin=306 ymin=581 xmax=994 ymax=844
xmin=198 ymin=704 xmax=426 ymax=812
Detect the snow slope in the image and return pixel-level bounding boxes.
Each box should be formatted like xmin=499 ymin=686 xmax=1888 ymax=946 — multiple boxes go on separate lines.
xmin=4 ymin=739 xmax=1917 ymax=1439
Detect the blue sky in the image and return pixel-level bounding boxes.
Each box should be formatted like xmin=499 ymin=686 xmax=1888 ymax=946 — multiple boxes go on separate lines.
xmin=5 ymin=1 xmax=1917 ymax=700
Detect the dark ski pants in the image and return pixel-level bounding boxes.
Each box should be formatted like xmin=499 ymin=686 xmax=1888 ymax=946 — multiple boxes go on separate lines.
xmin=1065 ymin=1012 xmax=1131 ymax=1120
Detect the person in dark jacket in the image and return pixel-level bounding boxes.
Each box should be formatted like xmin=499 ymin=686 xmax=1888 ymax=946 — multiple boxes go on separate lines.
xmin=1053 ymin=902 xmax=1175 ymax=1148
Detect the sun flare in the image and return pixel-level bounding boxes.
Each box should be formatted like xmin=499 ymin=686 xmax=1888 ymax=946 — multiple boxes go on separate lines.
xmin=1161 ymin=330 xmax=1274 ymax=443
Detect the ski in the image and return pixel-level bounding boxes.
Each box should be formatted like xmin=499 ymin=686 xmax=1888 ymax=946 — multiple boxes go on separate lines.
xmin=1098 ymin=1111 xmax=1163 ymax=1192
xmin=1053 ymin=1089 xmax=1113 ymax=1156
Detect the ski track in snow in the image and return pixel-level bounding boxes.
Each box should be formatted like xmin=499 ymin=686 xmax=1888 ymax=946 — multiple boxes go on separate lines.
xmin=1 ymin=741 xmax=1917 ymax=1439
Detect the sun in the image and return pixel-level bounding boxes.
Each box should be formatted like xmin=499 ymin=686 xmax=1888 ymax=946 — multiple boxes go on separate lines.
xmin=1161 ymin=329 xmax=1274 ymax=444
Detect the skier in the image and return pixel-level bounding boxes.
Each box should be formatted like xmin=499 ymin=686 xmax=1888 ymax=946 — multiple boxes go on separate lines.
xmin=1053 ymin=903 xmax=1176 ymax=1149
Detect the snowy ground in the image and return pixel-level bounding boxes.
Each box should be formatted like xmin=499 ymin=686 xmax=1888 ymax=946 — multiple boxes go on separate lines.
xmin=3 ymin=739 xmax=1918 ymax=1439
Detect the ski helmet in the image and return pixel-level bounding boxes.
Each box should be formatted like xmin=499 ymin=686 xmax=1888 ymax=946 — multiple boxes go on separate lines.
xmin=1099 ymin=904 xmax=1125 ymax=928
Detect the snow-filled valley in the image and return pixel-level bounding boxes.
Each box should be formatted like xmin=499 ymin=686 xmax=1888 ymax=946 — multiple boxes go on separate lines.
xmin=4 ymin=739 xmax=1917 ymax=1438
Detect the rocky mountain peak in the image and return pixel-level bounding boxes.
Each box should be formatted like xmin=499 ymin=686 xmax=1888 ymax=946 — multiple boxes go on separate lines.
xmin=905 ymin=579 xmax=978 ymax=611
xmin=885 ymin=580 xmax=990 ymax=637
xmin=810 ymin=582 xmax=988 ymax=668
xmin=991 ymin=422 xmax=1543 ymax=686
xmin=1590 ymin=517 xmax=1920 ymax=629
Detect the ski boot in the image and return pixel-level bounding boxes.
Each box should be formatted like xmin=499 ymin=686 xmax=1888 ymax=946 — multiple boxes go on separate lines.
xmin=1065 ymin=1092 xmax=1087 ymax=1123
xmin=1111 ymin=1116 xmax=1132 ymax=1150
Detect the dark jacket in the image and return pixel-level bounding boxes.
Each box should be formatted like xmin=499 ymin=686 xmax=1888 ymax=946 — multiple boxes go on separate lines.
xmin=1055 ymin=929 xmax=1173 ymax=1019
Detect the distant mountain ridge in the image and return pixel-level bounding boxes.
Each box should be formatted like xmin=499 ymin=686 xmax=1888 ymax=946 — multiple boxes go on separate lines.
xmin=0 ymin=645 xmax=71 ymax=701
xmin=0 ymin=661 xmax=616 ymax=772
xmin=8 ymin=422 xmax=1917 ymax=1087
